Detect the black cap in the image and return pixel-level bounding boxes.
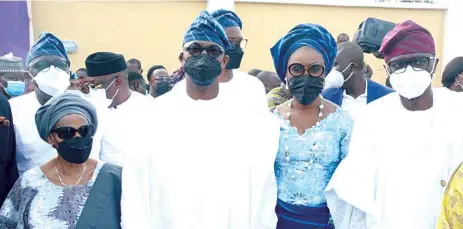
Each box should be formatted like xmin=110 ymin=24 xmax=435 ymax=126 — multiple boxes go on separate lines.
xmin=85 ymin=52 xmax=127 ymax=77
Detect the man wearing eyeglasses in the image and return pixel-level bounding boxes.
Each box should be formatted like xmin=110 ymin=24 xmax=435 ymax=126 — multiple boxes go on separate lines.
xmin=121 ymin=11 xmax=280 ymax=229
xmin=325 ymin=20 xmax=463 ymax=229
xmin=210 ymin=9 xmax=268 ymax=112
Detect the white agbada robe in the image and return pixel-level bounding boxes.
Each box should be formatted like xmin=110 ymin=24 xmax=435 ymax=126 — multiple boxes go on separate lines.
xmin=10 ymin=93 xmax=102 ymax=174
xmin=325 ymin=88 xmax=463 ymax=229
xmin=121 ymin=83 xmax=279 ymax=229
xmin=93 ymin=91 xmax=154 ymax=166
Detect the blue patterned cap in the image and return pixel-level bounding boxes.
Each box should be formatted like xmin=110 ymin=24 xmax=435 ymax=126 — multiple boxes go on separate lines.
xmin=183 ymin=11 xmax=230 ymax=50
xmin=270 ymin=23 xmax=337 ymax=83
xmin=211 ymin=9 xmax=242 ymax=30
xmin=26 ymin=32 xmax=69 ymax=66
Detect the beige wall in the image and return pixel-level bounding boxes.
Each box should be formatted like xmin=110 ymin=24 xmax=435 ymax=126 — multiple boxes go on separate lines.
xmin=32 ymin=1 xmax=445 ymax=85
xmin=31 ymin=0 xmax=207 ymax=76
xmin=236 ymin=2 xmax=445 ymax=85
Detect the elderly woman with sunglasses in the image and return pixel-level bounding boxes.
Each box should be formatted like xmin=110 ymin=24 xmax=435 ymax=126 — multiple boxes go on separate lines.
xmin=0 ymin=93 xmax=122 ymax=229
xmin=271 ymin=24 xmax=354 ymax=229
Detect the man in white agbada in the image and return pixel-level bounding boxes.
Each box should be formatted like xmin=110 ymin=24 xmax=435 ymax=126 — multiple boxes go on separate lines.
xmin=173 ymin=9 xmax=268 ymax=112
xmin=82 ymin=52 xmax=154 ymax=166
xmin=325 ymin=20 xmax=463 ymax=229
xmin=10 ymin=32 xmax=101 ymax=174
xmin=121 ymin=11 xmax=279 ymax=229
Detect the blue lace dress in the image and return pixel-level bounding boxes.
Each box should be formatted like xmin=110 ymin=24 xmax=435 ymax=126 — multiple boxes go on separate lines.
xmin=274 ymin=108 xmax=353 ymax=229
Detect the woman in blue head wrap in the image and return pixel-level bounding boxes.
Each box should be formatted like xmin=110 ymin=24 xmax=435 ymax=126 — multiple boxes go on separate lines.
xmin=271 ymin=23 xmax=354 ymax=229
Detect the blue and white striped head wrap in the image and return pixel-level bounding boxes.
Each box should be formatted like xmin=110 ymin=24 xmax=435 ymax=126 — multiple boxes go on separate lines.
xmin=211 ymin=9 xmax=242 ymax=30
xmin=270 ymin=23 xmax=337 ymax=83
xmin=26 ymin=32 xmax=69 ymax=67
xmin=183 ymin=11 xmax=230 ymax=50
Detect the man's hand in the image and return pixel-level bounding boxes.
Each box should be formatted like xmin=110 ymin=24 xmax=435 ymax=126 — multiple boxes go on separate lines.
xmin=0 ymin=116 xmax=10 ymax=127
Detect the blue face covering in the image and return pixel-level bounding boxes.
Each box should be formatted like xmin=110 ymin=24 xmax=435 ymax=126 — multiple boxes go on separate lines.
xmin=2 ymin=80 xmax=25 ymax=97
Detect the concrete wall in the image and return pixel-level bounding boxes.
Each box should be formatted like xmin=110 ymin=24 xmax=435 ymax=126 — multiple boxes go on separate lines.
xmin=31 ymin=1 xmax=445 ymax=85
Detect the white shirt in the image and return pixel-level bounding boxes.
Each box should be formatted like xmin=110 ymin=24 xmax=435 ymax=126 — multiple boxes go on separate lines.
xmin=341 ymin=80 xmax=368 ymax=120
xmin=325 ymin=88 xmax=463 ymax=229
xmin=95 ymin=91 xmax=154 ymax=166
xmin=121 ymin=85 xmax=279 ymax=229
xmin=10 ymin=93 xmax=102 ymax=174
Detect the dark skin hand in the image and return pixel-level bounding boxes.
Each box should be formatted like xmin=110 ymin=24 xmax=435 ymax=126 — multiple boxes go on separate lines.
xmin=0 ymin=116 xmax=10 ymax=127
xmin=277 ymin=46 xmax=338 ymax=135
xmin=181 ymin=40 xmax=229 ymax=100
xmin=387 ymin=53 xmax=438 ymax=111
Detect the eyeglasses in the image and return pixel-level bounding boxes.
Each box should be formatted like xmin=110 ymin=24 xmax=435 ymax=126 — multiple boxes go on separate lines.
xmin=387 ymin=57 xmax=434 ymax=74
xmin=288 ymin=63 xmax=325 ymax=77
xmin=51 ymin=124 xmax=95 ymax=140
xmin=31 ymin=60 xmax=69 ymax=73
xmin=185 ymin=43 xmax=224 ymax=58
xmin=229 ymin=39 xmax=248 ymax=50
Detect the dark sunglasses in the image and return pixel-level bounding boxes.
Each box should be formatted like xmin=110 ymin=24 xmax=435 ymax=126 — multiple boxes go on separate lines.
xmin=51 ymin=124 xmax=95 ymax=140
xmin=185 ymin=43 xmax=224 ymax=58
xmin=32 ymin=60 xmax=69 ymax=73
xmin=288 ymin=63 xmax=325 ymax=77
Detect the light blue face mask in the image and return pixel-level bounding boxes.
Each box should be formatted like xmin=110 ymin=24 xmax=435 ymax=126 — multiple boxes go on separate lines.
xmin=1 ymin=79 xmax=25 ymax=97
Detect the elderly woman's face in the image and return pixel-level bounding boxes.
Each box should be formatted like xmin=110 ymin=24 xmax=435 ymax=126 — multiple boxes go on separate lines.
xmin=286 ymin=46 xmax=325 ymax=82
xmin=48 ymin=114 xmax=90 ymax=146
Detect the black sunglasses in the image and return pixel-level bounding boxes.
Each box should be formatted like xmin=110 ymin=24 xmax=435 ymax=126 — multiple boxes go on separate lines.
xmin=288 ymin=63 xmax=325 ymax=77
xmin=32 ymin=60 xmax=69 ymax=73
xmin=185 ymin=43 xmax=224 ymax=58
xmin=51 ymin=124 xmax=95 ymax=140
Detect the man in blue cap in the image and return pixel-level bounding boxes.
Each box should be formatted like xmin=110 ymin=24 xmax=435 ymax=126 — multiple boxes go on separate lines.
xmin=121 ymin=11 xmax=280 ymax=229
xmin=9 ymin=32 xmax=101 ymax=174
xmin=211 ymin=9 xmax=267 ymax=111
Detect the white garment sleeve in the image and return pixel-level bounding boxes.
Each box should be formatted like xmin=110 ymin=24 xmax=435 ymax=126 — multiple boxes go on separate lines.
xmin=250 ymin=166 xmax=278 ymax=229
xmin=120 ymin=149 xmax=151 ymax=229
xmin=325 ymin=114 xmax=380 ymax=229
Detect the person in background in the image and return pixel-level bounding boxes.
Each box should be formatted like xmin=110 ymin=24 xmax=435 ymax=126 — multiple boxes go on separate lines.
xmin=127 ymin=58 xmax=142 ymax=74
xmin=210 ymin=9 xmax=268 ymax=111
xmin=76 ymin=68 xmax=87 ymax=78
xmin=0 ymin=93 xmax=121 ymax=228
xmin=385 ymin=76 xmax=392 ymax=88
xmin=441 ymin=56 xmax=463 ymax=92
xmin=121 ymin=11 xmax=280 ymax=229
xmin=0 ymin=53 xmax=27 ymax=99
xmin=337 ymin=33 xmax=350 ymax=44
xmin=149 ymin=76 xmax=173 ymax=99
xmin=322 ymin=42 xmax=393 ymax=119
xmin=437 ymin=162 xmax=463 ymax=229
xmin=248 ymin=68 xmax=262 ymax=77
xmin=364 ymin=64 xmax=373 ymax=79
xmin=0 ymin=93 xmax=18 ymax=206
xmin=128 ymin=71 xmax=147 ymax=95
xmin=83 ymin=52 xmax=154 ymax=166
xmin=271 ymin=23 xmax=353 ymax=229
xmin=267 ymin=82 xmax=291 ymax=112
xmin=69 ymin=72 xmax=79 ymax=90
xmin=9 ymin=32 xmax=84 ymax=175
xmin=325 ymin=20 xmax=463 ymax=229
xmin=256 ymin=71 xmax=281 ymax=93
xmin=147 ymin=65 xmax=169 ymax=84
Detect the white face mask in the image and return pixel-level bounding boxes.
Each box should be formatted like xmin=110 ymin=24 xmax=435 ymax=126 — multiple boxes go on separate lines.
xmin=33 ymin=66 xmax=70 ymax=96
xmin=88 ymin=78 xmax=119 ymax=108
xmin=324 ymin=63 xmax=353 ymax=89
xmin=388 ymin=65 xmax=432 ymax=100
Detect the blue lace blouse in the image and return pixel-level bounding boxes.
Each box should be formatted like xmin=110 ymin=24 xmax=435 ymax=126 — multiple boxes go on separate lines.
xmin=274 ymin=108 xmax=353 ymax=207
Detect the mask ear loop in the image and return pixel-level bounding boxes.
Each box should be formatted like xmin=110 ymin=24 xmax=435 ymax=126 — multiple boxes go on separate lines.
xmin=341 ymin=63 xmax=354 ymax=82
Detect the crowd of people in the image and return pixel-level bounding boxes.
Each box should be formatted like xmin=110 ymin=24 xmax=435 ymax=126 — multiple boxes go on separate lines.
xmin=0 ymin=7 xmax=463 ymax=229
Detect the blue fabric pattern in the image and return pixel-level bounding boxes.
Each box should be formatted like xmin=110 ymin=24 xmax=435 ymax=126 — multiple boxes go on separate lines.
xmin=183 ymin=11 xmax=230 ymax=50
xmin=274 ymin=108 xmax=353 ymax=207
xmin=26 ymin=32 xmax=69 ymax=66
xmin=211 ymin=9 xmax=243 ymax=29
xmin=270 ymin=24 xmax=337 ymax=83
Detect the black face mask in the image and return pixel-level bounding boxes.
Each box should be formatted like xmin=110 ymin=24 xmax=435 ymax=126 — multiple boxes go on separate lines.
xmin=155 ymin=81 xmax=171 ymax=97
xmin=57 ymin=136 xmax=93 ymax=164
xmin=288 ymin=75 xmax=324 ymax=105
xmin=184 ymin=54 xmax=222 ymax=87
xmin=225 ymin=47 xmax=244 ymax=70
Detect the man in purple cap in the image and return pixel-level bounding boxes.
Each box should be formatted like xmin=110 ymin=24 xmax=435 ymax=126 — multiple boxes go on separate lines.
xmin=324 ymin=20 xmax=463 ymax=229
